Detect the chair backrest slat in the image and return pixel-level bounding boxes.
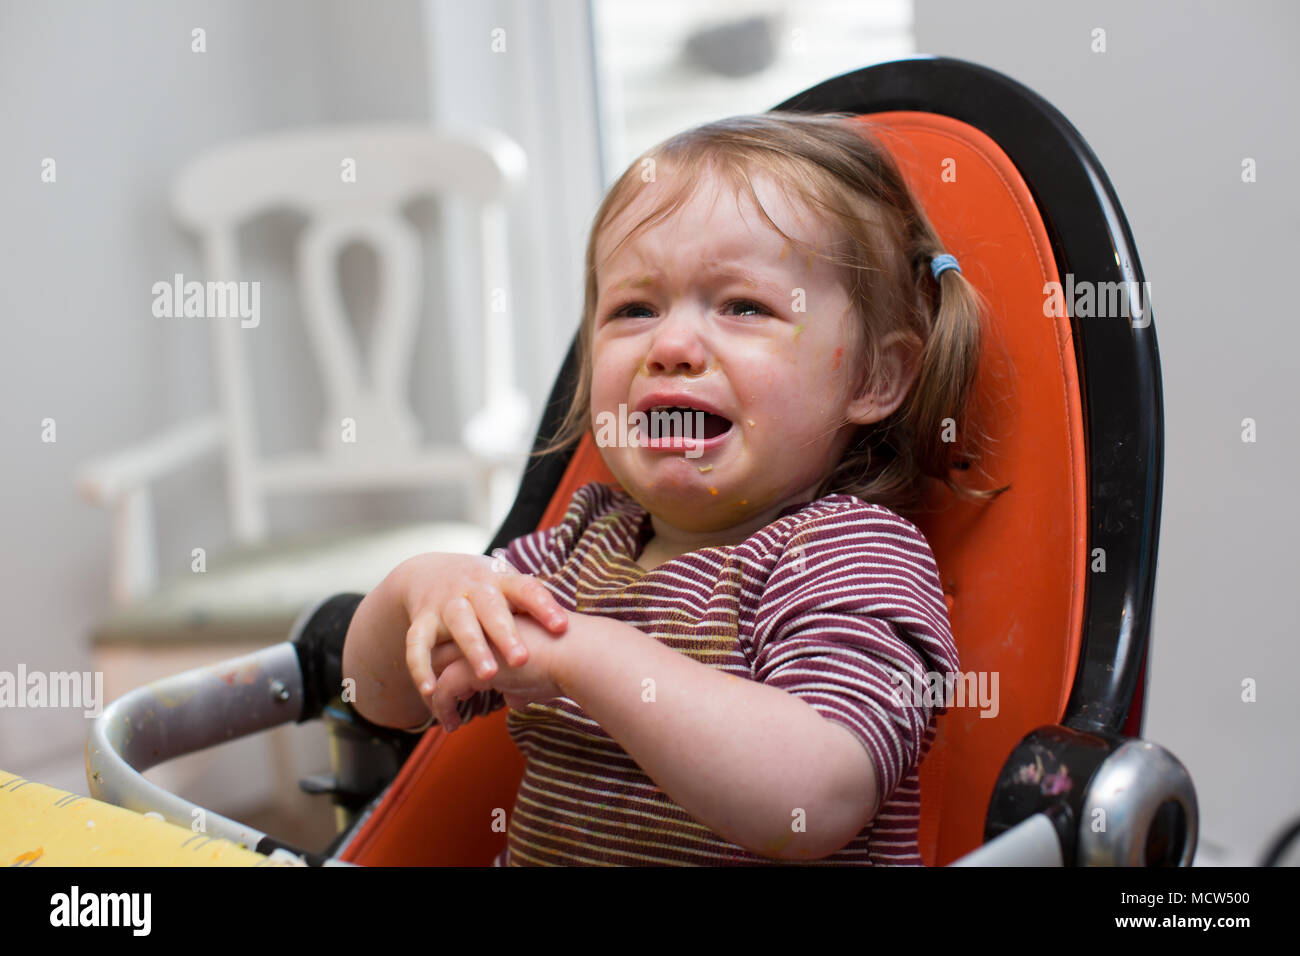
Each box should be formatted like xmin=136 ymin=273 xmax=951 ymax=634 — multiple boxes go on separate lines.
xmin=171 ymin=125 xmax=528 ymax=542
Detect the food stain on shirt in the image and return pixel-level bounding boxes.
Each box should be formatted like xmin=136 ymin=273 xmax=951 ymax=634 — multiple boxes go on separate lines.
xmin=489 ymin=481 xmax=960 ymax=866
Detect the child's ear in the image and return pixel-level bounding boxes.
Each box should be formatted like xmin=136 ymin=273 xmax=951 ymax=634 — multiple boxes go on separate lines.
xmin=845 ymin=330 xmax=922 ymax=425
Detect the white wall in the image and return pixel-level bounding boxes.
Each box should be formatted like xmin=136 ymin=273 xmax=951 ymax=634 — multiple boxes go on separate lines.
xmin=0 ymin=0 xmax=444 ymax=775
xmin=915 ymin=0 xmax=1300 ymax=865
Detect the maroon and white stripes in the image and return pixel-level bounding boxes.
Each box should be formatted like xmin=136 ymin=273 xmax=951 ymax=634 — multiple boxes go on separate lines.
xmin=450 ymin=481 xmax=959 ymax=866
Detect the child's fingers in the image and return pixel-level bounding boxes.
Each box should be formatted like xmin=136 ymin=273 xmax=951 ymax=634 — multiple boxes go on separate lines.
xmin=499 ymin=573 xmax=567 ymax=633
xmin=404 ymin=610 xmax=442 ymax=698
xmin=441 ymin=591 xmax=499 ymax=682
xmin=430 ymin=658 xmax=478 ymax=731
xmin=431 ymin=640 xmax=463 ymax=678
xmin=465 ymin=585 xmax=529 ymax=667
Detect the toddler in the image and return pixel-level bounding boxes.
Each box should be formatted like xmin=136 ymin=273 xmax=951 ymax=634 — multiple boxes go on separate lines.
xmin=342 ymin=111 xmax=1004 ymax=866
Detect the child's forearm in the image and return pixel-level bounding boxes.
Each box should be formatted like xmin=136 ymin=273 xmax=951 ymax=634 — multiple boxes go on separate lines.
xmin=554 ymin=615 xmax=879 ymax=860
xmin=341 ymin=570 xmax=428 ymax=731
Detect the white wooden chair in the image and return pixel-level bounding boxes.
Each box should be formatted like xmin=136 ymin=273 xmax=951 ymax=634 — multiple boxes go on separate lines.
xmin=78 ymin=125 xmax=531 ymax=746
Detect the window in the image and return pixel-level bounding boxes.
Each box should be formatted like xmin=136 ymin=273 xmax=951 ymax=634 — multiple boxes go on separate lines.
xmin=592 ymin=0 xmax=914 ymax=176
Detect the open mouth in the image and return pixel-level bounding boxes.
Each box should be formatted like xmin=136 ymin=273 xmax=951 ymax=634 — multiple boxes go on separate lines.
xmin=645 ymin=405 xmax=734 ymax=441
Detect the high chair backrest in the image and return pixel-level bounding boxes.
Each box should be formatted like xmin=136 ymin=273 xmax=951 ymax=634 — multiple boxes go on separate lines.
xmin=340 ymin=57 xmax=1162 ymax=867
xmin=170 ymin=124 xmax=529 ymax=542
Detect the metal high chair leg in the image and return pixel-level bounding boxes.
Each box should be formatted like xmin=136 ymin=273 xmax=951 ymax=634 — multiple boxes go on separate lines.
xmin=86 ymin=641 xmax=325 ymax=861
xmin=85 ymin=594 xmax=410 ymax=866
xmin=949 ymin=726 xmax=1198 ymax=866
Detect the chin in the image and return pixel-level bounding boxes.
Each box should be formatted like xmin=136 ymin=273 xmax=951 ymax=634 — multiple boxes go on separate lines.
xmin=629 ymin=472 xmax=720 ymax=507
xmin=626 ymin=472 xmax=764 ymax=529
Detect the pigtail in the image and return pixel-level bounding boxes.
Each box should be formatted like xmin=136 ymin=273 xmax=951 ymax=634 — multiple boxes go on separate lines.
xmin=905 ymin=250 xmax=1010 ymax=506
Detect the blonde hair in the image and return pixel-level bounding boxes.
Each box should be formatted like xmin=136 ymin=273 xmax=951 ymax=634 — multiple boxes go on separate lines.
xmin=534 ymin=111 xmax=1009 ymax=517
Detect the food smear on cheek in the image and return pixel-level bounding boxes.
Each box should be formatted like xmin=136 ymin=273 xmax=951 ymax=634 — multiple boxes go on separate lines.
xmin=830 ymin=345 xmax=843 ymax=371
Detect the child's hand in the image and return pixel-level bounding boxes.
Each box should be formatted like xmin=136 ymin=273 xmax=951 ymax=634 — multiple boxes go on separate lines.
xmin=394 ymin=552 xmax=568 ymax=709
xmin=428 ymin=613 xmax=568 ymax=729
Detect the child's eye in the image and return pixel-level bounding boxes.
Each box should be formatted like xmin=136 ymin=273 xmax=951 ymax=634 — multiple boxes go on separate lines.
xmin=725 ymin=300 xmax=768 ymax=317
xmin=608 ymin=303 xmax=654 ymax=320
xmin=605 ymin=300 xmax=770 ymax=321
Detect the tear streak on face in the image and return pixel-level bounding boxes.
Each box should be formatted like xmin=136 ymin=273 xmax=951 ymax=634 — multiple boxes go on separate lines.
xmin=590 ymin=169 xmax=867 ymax=533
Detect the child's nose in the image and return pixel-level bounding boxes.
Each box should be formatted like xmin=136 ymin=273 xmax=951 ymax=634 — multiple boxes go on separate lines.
xmin=644 ymin=310 xmax=710 ymax=375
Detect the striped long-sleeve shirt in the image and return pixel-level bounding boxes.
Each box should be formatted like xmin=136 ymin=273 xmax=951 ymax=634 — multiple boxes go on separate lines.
xmin=449 ymin=481 xmax=959 ymax=866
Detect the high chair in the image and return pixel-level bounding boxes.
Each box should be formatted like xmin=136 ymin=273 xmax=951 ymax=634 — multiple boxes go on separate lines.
xmin=61 ymin=56 xmax=1196 ymax=867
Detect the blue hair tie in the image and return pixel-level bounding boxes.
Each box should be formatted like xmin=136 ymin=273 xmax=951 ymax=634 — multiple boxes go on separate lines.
xmin=931 ymin=253 xmax=961 ymax=280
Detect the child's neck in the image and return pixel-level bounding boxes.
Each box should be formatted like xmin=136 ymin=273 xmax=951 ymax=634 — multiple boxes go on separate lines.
xmin=636 ymin=482 xmax=823 ymax=569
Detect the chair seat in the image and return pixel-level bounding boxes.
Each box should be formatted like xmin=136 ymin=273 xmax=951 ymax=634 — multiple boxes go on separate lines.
xmin=92 ymin=521 xmax=491 ymax=647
